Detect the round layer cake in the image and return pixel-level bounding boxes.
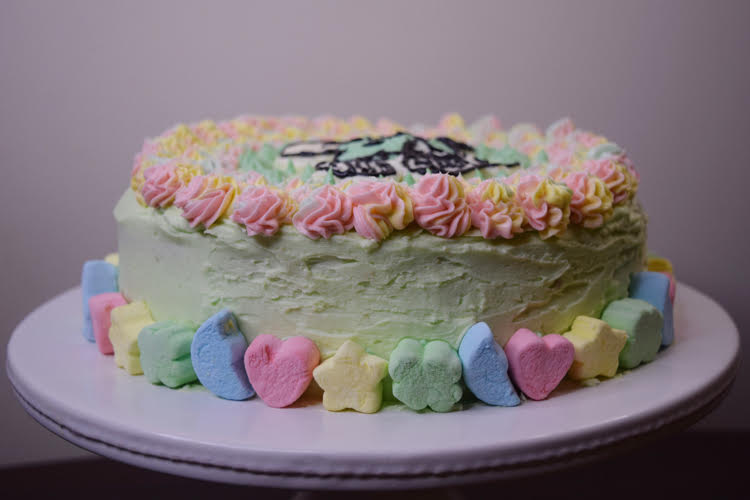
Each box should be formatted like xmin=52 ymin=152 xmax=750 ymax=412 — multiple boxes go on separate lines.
xmin=117 ymin=114 xmax=645 ymax=358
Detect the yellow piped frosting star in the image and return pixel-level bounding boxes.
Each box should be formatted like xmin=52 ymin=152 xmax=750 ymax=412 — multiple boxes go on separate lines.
xmin=109 ymin=301 xmax=154 ymax=375
xmin=312 ymin=340 xmax=388 ymax=413
xmin=562 ymin=316 xmax=628 ymax=380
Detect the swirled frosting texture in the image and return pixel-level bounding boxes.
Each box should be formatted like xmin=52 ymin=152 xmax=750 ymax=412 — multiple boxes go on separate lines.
xmin=230 ymin=185 xmax=296 ymax=236
xmin=564 ymin=172 xmax=614 ymax=228
xmin=411 ymin=174 xmax=471 ymax=238
xmin=514 ymin=174 xmax=572 ymax=239
xmin=127 ymin=115 xmax=639 ymax=241
xmin=292 ymin=185 xmax=354 ymax=239
xmin=584 ymin=156 xmax=638 ymax=204
xmin=141 ymin=162 xmax=200 ymax=208
xmin=174 ymin=175 xmax=238 ymax=228
xmin=467 ymin=180 xmax=523 ymax=239
xmin=348 ymin=180 xmax=414 ymax=241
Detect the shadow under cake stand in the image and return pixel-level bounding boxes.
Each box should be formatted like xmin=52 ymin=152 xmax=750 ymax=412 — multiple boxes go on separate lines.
xmin=6 ymin=283 xmax=740 ymax=490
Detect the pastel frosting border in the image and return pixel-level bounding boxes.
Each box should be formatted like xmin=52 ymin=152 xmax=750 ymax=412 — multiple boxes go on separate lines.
xmin=129 ymin=114 xmax=639 ymax=241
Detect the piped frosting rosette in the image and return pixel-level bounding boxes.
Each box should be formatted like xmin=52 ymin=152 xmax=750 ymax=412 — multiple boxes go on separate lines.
xmin=508 ymin=123 xmax=544 ymax=157
xmin=563 ymin=172 xmax=614 ymax=228
xmin=141 ymin=162 xmax=201 ymax=208
xmin=292 ymin=185 xmax=354 ymax=239
xmin=584 ymin=156 xmax=639 ymax=204
xmin=128 ymin=115 xmax=641 ymax=241
xmin=410 ymin=174 xmax=471 ymax=238
xmin=466 ymin=180 xmax=524 ymax=239
xmin=348 ymin=180 xmax=414 ymax=241
xmin=231 ymin=185 xmax=297 ymax=236
xmin=510 ymin=174 xmax=572 ymax=239
xmin=174 ymin=174 xmax=238 ymax=228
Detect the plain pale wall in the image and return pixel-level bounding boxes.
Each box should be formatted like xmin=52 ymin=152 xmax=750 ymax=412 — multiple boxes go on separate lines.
xmin=1 ymin=0 xmax=748 ymax=467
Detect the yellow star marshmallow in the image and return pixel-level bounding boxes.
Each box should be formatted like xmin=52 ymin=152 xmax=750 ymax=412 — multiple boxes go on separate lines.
xmin=109 ymin=301 xmax=153 ymax=375
xmin=563 ymin=316 xmax=628 ymax=380
xmin=312 ymin=340 xmax=388 ymax=413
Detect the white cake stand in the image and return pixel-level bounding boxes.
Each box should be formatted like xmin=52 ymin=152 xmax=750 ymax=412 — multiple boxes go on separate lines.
xmin=6 ymin=283 xmax=740 ymax=490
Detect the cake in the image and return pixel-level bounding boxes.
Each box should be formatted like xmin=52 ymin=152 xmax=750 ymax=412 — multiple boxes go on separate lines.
xmin=82 ymin=114 xmax=675 ymax=413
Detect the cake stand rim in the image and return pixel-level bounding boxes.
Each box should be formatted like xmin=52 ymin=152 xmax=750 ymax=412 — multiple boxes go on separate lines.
xmin=6 ymin=282 xmax=741 ymax=490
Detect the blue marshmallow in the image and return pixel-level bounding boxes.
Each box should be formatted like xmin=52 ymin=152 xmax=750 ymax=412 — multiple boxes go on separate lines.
xmin=81 ymin=260 xmax=119 ymax=342
xmin=458 ymin=322 xmax=520 ymax=407
xmin=629 ymin=272 xmax=674 ymax=347
xmin=190 ymin=309 xmax=255 ymax=401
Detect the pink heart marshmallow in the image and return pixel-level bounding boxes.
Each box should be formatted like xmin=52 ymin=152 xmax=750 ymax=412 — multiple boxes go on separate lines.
xmin=505 ymin=328 xmax=574 ymax=401
xmin=88 ymin=292 xmax=128 ymax=355
xmin=244 ymin=334 xmax=320 ymax=408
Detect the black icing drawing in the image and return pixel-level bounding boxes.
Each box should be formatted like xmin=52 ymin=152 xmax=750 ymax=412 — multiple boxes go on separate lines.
xmin=280 ymin=133 xmax=516 ymax=178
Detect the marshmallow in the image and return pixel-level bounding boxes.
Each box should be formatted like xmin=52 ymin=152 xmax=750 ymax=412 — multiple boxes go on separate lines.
xmin=661 ymin=272 xmax=677 ymax=304
xmin=81 ymin=261 xmax=119 ymax=342
xmin=312 ymin=340 xmax=388 ymax=413
xmin=244 ymin=334 xmax=319 ymax=408
xmin=562 ymin=316 xmax=628 ymax=380
xmin=389 ymin=339 xmax=462 ymax=412
xmin=104 ymin=253 xmax=120 ymax=266
xmin=109 ymin=301 xmax=153 ymax=375
xmin=138 ymin=321 xmax=198 ymax=388
xmin=646 ymin=256 xmax=676 ymax=302
xmin=458 ymin=322 xmax=519 ymax=407
xmin=505 ymin=328 xmax=574 ymax=401
xmin=88 ymin=292 xmax=127 ymax=354
xmin=601 ymin=298 xmax=663 ymax=369
xmin=629 ymin=272 xmax=674 ymax=347
xmin=191 ymin=309 xmax=255 ymax=401
xmin=646 ymin=256 xmax=673 ymax=273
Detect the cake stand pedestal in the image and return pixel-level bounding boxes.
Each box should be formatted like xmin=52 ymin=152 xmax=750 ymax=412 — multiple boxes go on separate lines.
xmin=6 ymin=283 xmax=740 ymax=490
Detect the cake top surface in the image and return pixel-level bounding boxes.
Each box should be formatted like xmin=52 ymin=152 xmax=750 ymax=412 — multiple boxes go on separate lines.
xmin=129 ymin=114 xmax=639 ymax=241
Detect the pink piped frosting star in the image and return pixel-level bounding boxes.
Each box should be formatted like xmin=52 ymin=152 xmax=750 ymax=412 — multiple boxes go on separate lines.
xmin=230 ymin=185 xmax=296 ymax=236
xmin=140 ymin=162 xmax=199 ymax=208
xmin=411 ymin=174 xmax=471 ymax=238
xmin=174 ymin=174 xmax=238 ymax=228
xmin=292 ymin=185 xmax=354 ymax=239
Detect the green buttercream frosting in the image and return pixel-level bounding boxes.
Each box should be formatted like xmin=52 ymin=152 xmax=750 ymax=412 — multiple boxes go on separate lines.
xmin=325 ymin=168 xmax=336 ymax=185
xmin=259 ymin=144 xmax=278 ymax=164
xmin=403 ymin=172 xmax=415 ymax=186
xmin=115 ymin=189 xmax=646 ymax=359
xmin=301 ymin=164 xmax=315 ymax=182
xmin=238 ymin=145 xmax=285 ymax=184
xmin=588 ymin=142 xmax=623 ymax=159
xmin=474 ymin=143 xmax=491 ymax=161
xmin=428 ymin=138 xmax=454 ymax=153
xmin=536 ymin=149 xmax=549 ymax=164
xmin=494 ymin=145 xmax=530 ymax=168
xmin=337 ymin=134 xmax=412 ymax=161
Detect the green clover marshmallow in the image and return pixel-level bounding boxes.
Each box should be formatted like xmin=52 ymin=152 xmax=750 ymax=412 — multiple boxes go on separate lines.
xmin=388 ymin=338 xmax=463 ymax=412
xmin=138 ymin=320 xmax=199 ymax=388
